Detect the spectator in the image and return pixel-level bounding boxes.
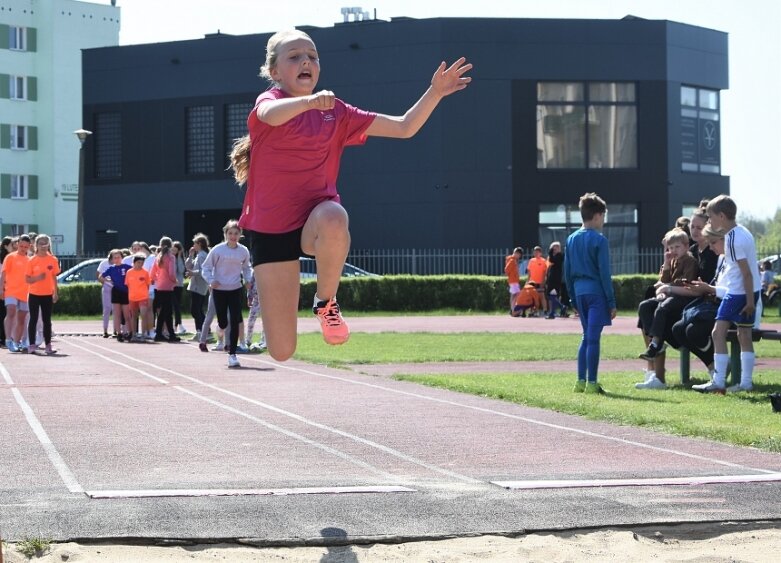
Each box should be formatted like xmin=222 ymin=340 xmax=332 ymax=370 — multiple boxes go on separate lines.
xmin=693 ymin=195 xmax=761 ymax=393
xmin=0 ymin=236 xmax=16 ymax=346
xmin=100 ymin=249 xmax=132 ymax=342
xmin=511 ymin=281 xmax=543 ymax=317
xmin=504 ymin=247 xmax=523 ymax=314
xmin=638 ymin=228 xmax=699 ymax=361
xmin=171 ymin=241 xmax=188 ymax=335
xmin=636 ymin=207 xmax=718 ymax=388
xmin=25 ymin=234 xmax=60 ymax=355
xmin=186 ymin=233 xmax=210 ymax=342
xmin=544 ymin=241 xmax=568 ymax=319
xmin=564 ymin=193 xmax=616 ymax=394
xmin=666 ymin=224 xmax=727 ymax=385
xmin=527 ymin=245 xmax=548 ymax=315
xmin=125 ymin=254 xmax=151 ymax=343
xmin=2 ymin=234 xmax=31 ymax=352
xmin=150 ymin=237 xmax=180 ymax=343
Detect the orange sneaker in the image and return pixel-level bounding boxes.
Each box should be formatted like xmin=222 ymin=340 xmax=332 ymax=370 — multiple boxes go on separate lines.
xmin=313 ymin=298 xmax=350 ymax=345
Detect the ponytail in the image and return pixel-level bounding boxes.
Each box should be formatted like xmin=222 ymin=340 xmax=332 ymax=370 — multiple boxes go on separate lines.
xmin=229 ymin=135 xmax=251 ymax=186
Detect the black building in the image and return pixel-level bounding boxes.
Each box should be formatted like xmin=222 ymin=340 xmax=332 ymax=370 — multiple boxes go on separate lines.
xmin=82 ymin=16 xmax=728 ymax=263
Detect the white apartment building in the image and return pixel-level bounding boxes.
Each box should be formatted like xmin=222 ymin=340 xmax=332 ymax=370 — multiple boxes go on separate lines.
xmin=0 ymin=0 xmax=118 ymax=254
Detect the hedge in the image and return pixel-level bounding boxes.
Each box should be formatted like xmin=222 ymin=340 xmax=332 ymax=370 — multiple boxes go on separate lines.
xmin=51 ymin=274 xmax=672 ymax=315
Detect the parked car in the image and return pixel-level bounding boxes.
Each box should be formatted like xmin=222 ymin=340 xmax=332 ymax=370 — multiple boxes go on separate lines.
xmin=56 ymin=258 xmax=103 ymax=285
xmin=299 ymin=257 xmax=377 ymax=280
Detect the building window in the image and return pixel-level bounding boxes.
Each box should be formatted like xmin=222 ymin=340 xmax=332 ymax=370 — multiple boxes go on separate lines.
xmin=539 ymin=203 xmax=639 ymax=274
xmin=11 ymin=175 xmax=28 ymax=199
xmin=9 ymin=224 xmax=31 ymax=236
xmin=537 ymin=82 xmax=637 ymax=169
xmin=10 ymin=125 xmax=27 ymax=149
xmin=9 ymin=26 xmax=27 ymax=51
xmin=225 ymin=102 xmax=253 ymax=148
xmin=680 ymin=86 xmax=720 ymax=174
xmin=186 ymin=105 xmax=215 ymax=174
xmin=10 ymin=76 xmax=26 ymax=100
xmin=95 ymin=112 xmax=122 ymax=178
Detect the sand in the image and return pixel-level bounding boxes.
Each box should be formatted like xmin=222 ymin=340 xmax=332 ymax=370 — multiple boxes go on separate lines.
xmin=4 ymin=522 xmax=780 ymax=562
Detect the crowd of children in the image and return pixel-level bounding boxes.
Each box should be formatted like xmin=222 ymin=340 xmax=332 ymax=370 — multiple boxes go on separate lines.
xmin=504 ymin=244 xmax=571 ymax=319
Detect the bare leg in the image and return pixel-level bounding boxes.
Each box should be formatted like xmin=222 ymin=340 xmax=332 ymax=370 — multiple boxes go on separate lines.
xmin=301 ymin=200 xmax=350 ymax=302
xmin=255 ymin=260 xmax=300 ymax=362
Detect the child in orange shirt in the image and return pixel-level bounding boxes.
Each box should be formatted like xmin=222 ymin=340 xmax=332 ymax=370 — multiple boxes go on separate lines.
xmin=511 ymin=282 xmax=544 ymax=317
xmin=125 ymin=255 xmax=151 ymax=342
xmin=25 ymin=234 xmax=60 ymax=354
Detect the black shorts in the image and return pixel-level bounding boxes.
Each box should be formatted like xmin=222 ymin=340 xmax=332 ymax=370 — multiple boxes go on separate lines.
xmin=111 ymin=287 xmax=129 ymax=305
xmin=245 ymin=228 xmax=312 ymax=267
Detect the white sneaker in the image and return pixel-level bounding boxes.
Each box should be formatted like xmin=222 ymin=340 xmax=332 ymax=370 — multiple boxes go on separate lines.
xmin=227 ymin=354 xmax=240 ymax=368
xmin=176 ymin=325 xmax=187 ymax=335
xmin=692 ymin=380 xmax=726 ymax=393
xmin=249 ymin=341 xmax=267 ymax=353
xmin=726 ymin=384 xmax=753 ymax=393
xmin=212 ymin=341 xmax=225 ymax=352
xmin=635 ymin=374 xmax=667 ymax=390
xmin=640 ymin=370 xmax=656 ymax=383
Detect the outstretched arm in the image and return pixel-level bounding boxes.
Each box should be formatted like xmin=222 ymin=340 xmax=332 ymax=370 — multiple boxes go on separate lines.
xmin=365 ymin=58 xmax=473 ymax=139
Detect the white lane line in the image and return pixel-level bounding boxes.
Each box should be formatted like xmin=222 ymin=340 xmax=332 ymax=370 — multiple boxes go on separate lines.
xmin=174 ymin=385 xmax=399 ymax=481
xmin=86 ymin=485 xmax=415 ymax=499
xmin=0 ymin=359 xmax=13 ymax=385
xmin=62 ymin=341 xmax=402 ymax=483
xmin=72 ymin=339 xmax=483 ymax=485
xmin=492 ymin=473 xmax=781 ymax=490
xmin=2 ymin=357 xmax=83 ymax=493
xmin=239 ymin=356 xmax=780 ymax=475
xmin=10 ymin=387 xmax=84 ymax=493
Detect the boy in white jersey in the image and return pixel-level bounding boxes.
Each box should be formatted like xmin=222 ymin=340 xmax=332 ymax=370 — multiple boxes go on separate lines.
xmin=692 ymin=195 xmax=761 ymax=393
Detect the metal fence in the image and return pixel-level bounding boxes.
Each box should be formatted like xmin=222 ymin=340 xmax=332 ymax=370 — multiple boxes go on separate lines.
xmin=58 ymin=245 xmax=781 ymax=277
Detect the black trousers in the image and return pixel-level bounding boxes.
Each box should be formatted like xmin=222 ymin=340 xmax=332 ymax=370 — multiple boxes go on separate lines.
xmin=638 ymin=295 xmax=691 ymax=340
xmin=671 ymin=318 xmax=715 ymax=368
xmin=154 ymin=290 xmax=175 ymax=336
xmin=190 ymin=291 xmax=207 ymax=332
xmin=173 ymin=286 xmax=184 ymax=326
xmin=28 ymin=294 xmax=53 ymax=346
xmin=212 ymin=287 xmax=243 ymax=355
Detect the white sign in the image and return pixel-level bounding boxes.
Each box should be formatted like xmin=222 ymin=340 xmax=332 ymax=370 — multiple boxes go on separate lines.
xmin=51 ymin=234 xmax=64 ymax=243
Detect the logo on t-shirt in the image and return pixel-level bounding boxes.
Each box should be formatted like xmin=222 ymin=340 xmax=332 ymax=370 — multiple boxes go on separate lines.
xmin=323 ymin=112 xmax=335 ymax=122
xmin=47 ymin=265 xmax=53 ymax=270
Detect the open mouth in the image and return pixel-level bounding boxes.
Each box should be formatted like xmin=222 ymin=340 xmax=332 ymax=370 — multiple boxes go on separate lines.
xmin=298 ymin=71 xmax=312 ymax=79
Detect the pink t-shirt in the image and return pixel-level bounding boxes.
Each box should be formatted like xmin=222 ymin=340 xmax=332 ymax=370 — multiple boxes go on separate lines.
xmin=239 ymin=87 xmax=376 ymax=234
xmin=150 ymin=253 xmax=176 ymax=291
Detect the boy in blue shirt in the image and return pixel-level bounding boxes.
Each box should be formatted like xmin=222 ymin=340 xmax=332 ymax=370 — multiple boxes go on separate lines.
xmin=564 ymin=193 xmax=617 ymax=394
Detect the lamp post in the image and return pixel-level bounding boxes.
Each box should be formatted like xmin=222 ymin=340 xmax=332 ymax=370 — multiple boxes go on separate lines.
xmin=74 ymin=128 xmax=92 ymax=256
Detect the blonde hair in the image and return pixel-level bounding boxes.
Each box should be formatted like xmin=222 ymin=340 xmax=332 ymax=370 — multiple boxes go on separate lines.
xmin=259 ymin=30 xmax=314 ymax=82
xmin=706 ymin=194 xmax=737 ymax=221
xmin=229 ymin=135 xmax=251 ymax=186
xmin=32 ymin=233 xmax=52 ymax=255
xmin=664 ymin=227 xmax=689 ymax=247
xmin=702 ymin=223 xmax=726 ymax=240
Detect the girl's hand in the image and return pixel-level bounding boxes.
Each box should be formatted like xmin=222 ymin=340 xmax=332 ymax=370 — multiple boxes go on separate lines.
xmin=210 ymin=281 xmax=220 ymax=289
xmin=431 ymin=57 xmax=473 ymax=98
xmin=307 ymin=90 xmax=335 ymax=110
xmin=52 ymin=292 xmax=58 ymax=304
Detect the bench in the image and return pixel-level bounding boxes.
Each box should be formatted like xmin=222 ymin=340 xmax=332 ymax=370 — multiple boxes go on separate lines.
xmin=679 ymin=328 xmax=781 ymax=386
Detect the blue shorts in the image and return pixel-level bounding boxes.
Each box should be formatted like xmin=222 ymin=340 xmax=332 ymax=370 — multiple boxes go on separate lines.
xmin=716 ymin=292 xmax=760 ymax=327
xmin=575 ymin=294 xmax=612 ymax=329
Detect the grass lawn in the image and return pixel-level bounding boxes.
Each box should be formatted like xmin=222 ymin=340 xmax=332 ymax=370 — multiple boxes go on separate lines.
xmin=294 ymin=331 xmax=781 ymax=453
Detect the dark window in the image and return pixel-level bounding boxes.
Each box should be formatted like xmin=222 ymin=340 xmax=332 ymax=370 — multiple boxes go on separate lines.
xmin=539 ymin=203 xmax=639 ymax=274
xmin=537 ymin=82 xmax=637 ymax=169
xmin=225 ymin=102 xmax=253 ymax=148
xmin=95 ymin=112 xmax=122 ymax=178
xmin=186 ymin=106 xmax=215 ymax=174
xmin=680 ymin=86 xmax=720 ymax=174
